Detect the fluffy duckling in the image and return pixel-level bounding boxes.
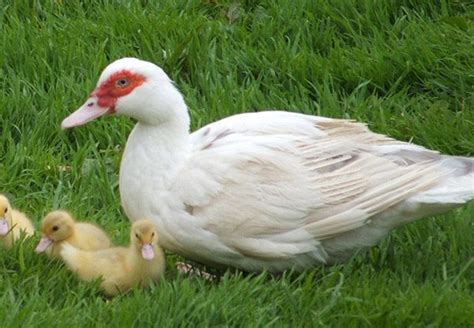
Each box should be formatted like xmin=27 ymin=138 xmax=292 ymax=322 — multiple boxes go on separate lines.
xmin=35 ymin=210 xmax=111 ymax=258
xmin=60 ymin=219 xmax=165 ymax=296
xmin=0 ymin=194 xmax=35 ymax=248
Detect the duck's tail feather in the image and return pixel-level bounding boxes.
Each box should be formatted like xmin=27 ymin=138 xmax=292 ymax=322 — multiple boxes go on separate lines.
xmin=413 ymin=155 xmax=473 ymax=205
xmin=378 ymin=144 xmax=473 ymax=205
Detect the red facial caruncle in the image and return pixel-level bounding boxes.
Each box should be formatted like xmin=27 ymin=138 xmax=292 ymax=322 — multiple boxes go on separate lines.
xmin=92 ymin=70 xmax=146 ymax=112
xmin=61 ymin=70 xmax=146 ymax=129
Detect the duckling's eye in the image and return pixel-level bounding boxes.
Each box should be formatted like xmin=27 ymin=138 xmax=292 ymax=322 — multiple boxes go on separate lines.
xmin=116 ymin=78 xmax=129 ymax=88
xmin=135 ymin=233 xmax=139 ymax=239
xmin=151 ymin=232 xmax=155 ymax=237
xmin=52 ymin=225 xmax=59 ymax=232
xmin=4 ymin=207 xmax=7 ymax=213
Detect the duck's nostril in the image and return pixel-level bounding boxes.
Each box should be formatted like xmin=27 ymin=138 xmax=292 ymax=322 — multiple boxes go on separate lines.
xmin=87 ymin=102 xmax=94 ymax=107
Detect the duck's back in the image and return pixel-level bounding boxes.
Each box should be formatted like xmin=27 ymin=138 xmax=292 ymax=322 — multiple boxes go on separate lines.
xmin=61 ymin=244 xmax=128 ymax=285
xmin=74 ymin=222 xmax=111 ymax=250
xmin=165 ymin=112 xmax=474 ymax=271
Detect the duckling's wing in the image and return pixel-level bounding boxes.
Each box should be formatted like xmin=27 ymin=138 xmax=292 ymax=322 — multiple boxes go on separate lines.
xmin=11 ymin=210 xmax=35 ymax=236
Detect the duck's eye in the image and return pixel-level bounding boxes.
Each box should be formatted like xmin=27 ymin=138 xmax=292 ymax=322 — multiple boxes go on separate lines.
xmin=135 ymin=233 xmax=139 ymax=239
xmin=52 ymin=225 xmax=59 ymax=232
xmin=116 ymin=78 xmax=130 ymax=88
xmin=151 ymin=232 xmax=155 ymax=237
xmin=4 ymin=207 xmax=7 ymax=213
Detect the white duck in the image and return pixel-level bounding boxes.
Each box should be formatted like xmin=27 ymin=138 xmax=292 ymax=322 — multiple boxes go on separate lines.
xmin=61 ymin=58 xmax=474 ymax=272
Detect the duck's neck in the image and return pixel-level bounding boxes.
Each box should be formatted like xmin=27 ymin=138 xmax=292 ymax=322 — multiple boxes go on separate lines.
xmin=119 ymin=111 xmax=190 ymax=220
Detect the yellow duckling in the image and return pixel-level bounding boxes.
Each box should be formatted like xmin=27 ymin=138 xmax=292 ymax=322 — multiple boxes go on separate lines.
xmin=0 ymin=194 xmax=35 ymax=248
xmin=35 ymin=210 xmax=111 ymax=258
xmin=60 ymin=219 xmax=165 ymax=296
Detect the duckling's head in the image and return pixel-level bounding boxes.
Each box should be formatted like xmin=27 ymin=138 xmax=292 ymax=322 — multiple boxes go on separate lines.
xmin=130 ymin=219 xmax=158 ymax=261
xmin=0 ymin=194 xmax=13 ymax=236
xmin=35 ymin=210 xmax=75 ymax=253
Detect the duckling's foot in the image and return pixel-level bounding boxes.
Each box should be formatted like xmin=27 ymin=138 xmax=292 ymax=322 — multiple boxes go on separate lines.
xmin=176 ymin=262 xmax=218 ymax=281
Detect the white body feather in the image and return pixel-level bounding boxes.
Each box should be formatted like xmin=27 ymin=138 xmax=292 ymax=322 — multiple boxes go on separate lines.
xmin=120 ymin=110 xmax=473 ymax=272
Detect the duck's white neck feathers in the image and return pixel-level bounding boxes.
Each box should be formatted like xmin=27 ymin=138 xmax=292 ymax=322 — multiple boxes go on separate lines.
xmin=119 ymin=91 xmax=191 ymax=221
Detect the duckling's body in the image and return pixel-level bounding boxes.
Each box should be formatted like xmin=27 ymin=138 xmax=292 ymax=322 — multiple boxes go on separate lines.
xmin=0 ymin=195 xmax=35 ymax=248
xmin=60 ymin=219 xmax=165 ymax=296
xmin=35 ymin=210 xmax=111 ymax=258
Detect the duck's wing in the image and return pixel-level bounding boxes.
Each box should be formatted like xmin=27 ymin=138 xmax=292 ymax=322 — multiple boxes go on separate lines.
xmin=172 ymin=111 xmax=472 ymax=269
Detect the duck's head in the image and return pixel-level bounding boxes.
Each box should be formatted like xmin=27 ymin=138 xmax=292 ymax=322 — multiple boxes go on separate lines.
xmin=130 ymin=219 xmax=158 ymax=261
xmin=35 ymin=210 xmax=75 ymax=252
xmin=61 ymin=57 xmax=188 ymax=128
xmin=0 ymin=194 xmax=12 ymax=236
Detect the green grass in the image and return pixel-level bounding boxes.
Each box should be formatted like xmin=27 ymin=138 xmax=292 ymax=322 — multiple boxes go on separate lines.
xmin=1 ymin=0 xmax=473 ymax=326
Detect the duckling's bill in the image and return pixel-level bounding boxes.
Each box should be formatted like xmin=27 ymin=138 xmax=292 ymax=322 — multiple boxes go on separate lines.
xmin=35 ymin=236 xmax=53 ymax=252
xmin=0 ymin=219 xmax=8 ymax=236
xmin=141 ymin=244 xmax=154 ymax=260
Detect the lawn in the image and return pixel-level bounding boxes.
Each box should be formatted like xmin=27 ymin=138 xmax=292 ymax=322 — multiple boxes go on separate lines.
xmin=0 ymin=0 xmax=473 ymax=326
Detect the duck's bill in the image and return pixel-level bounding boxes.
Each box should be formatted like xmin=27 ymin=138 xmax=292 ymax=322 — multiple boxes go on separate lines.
xmin=61 ymin=98 xmax=111 ymax=129
xmin=35 ymin=236 xmax=53 ymax=253
xmin=141 ymin=244 xmax=155 ymax=260
xmin=0 ymin=219 xmax=8 ymax=236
